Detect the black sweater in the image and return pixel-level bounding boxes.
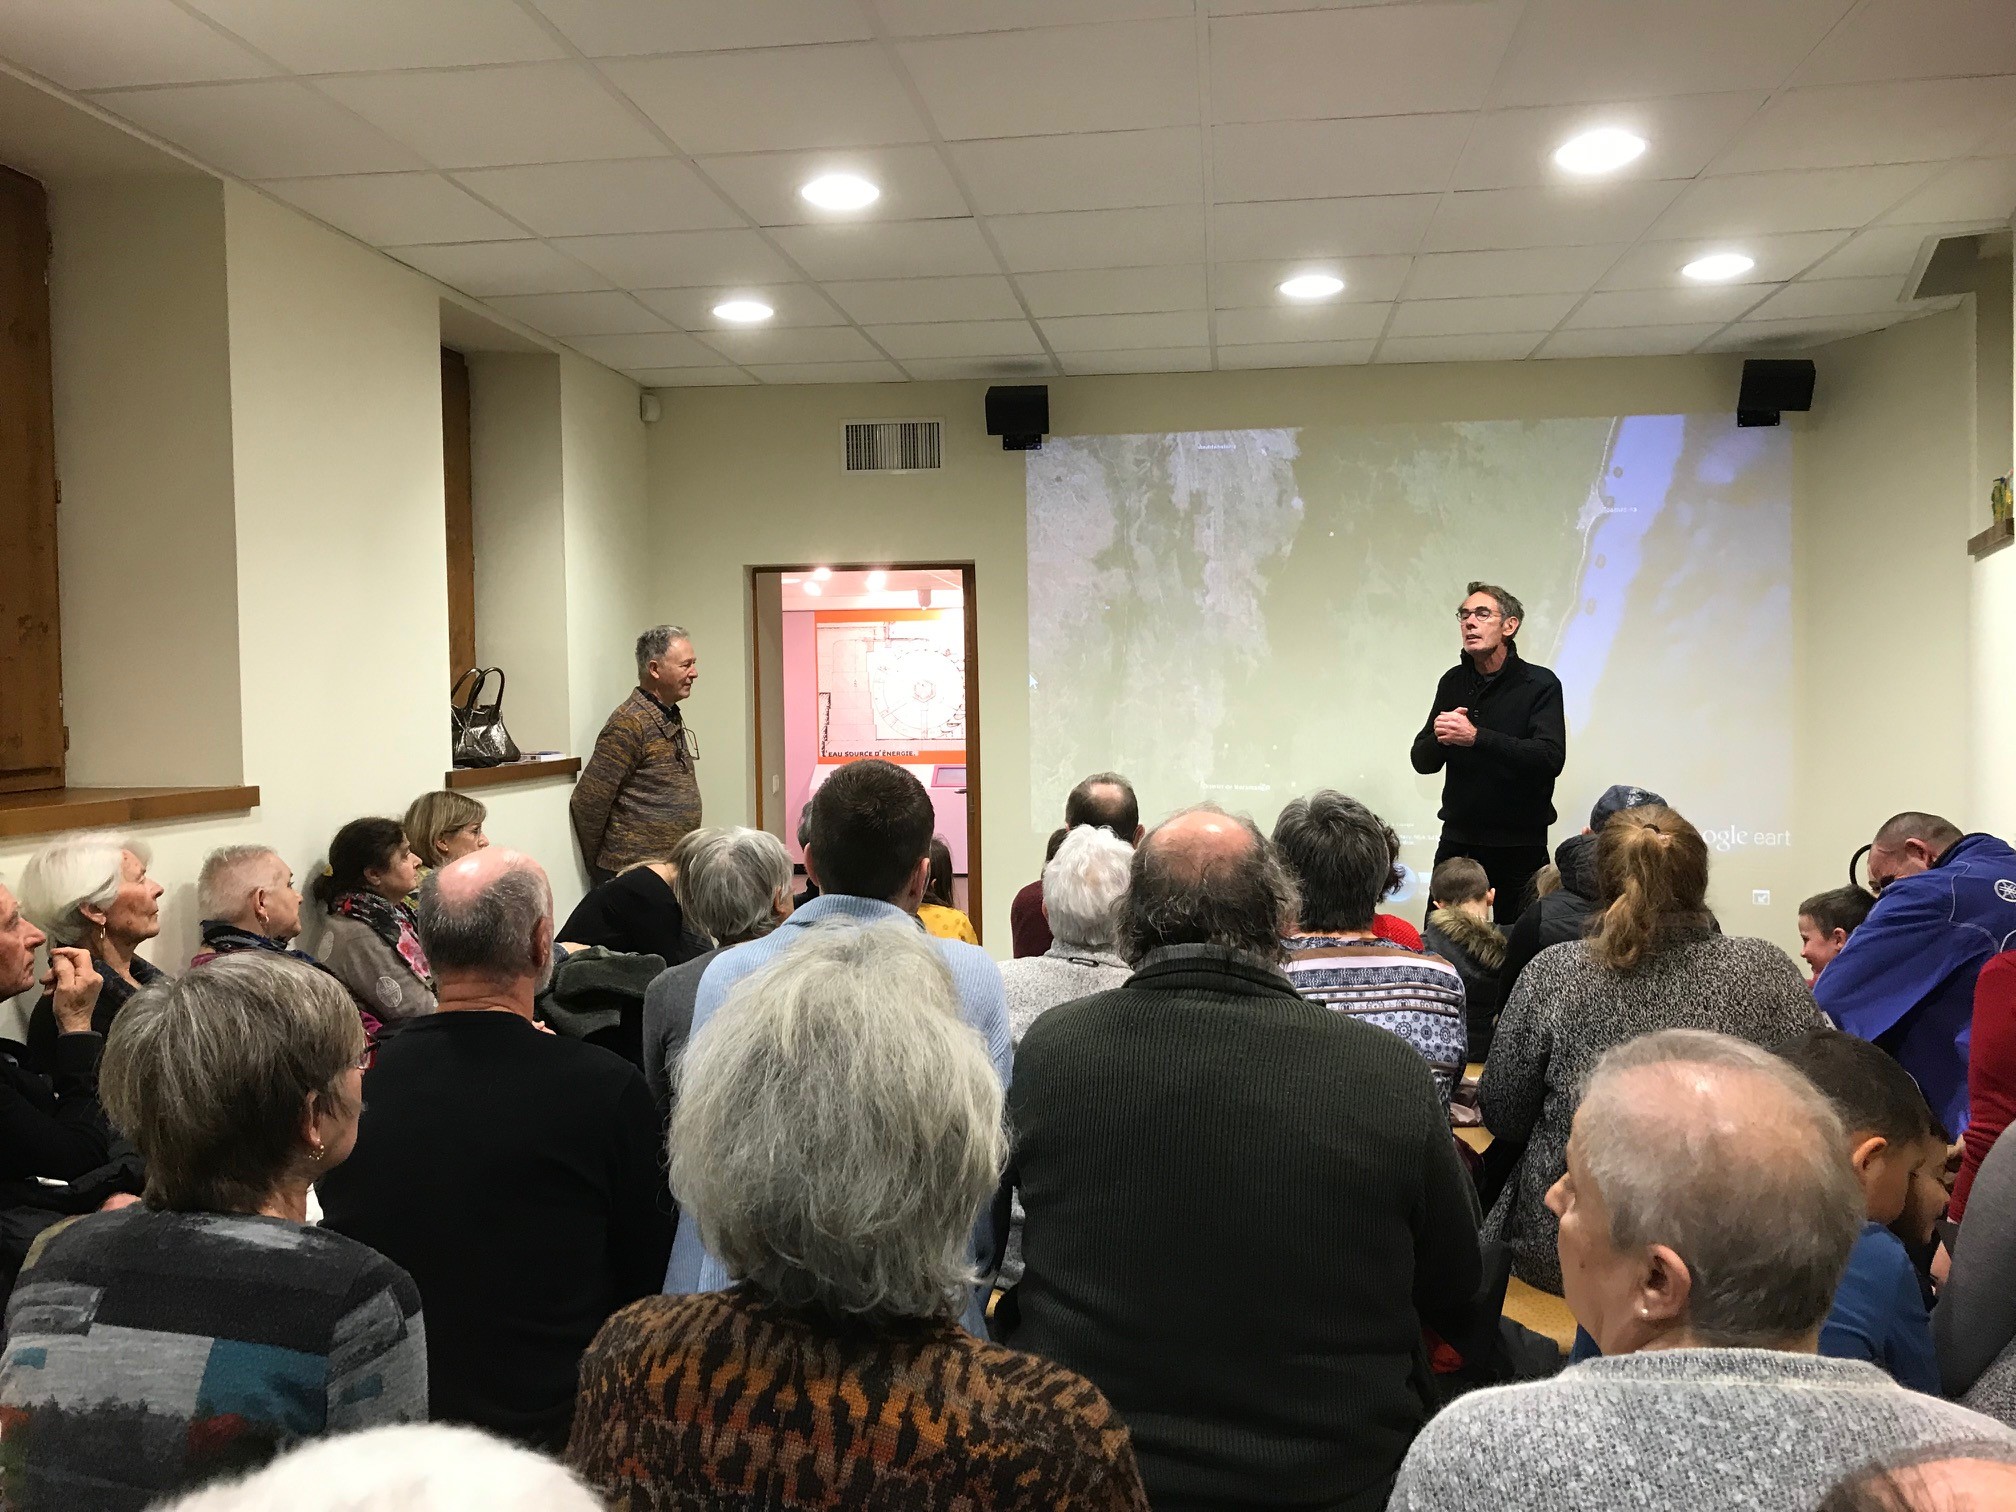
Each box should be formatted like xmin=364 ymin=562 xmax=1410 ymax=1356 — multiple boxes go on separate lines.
xmin=0 ymin=1032 xmax=114 ymax=1185
xmin=1000 ymin=946 xmax=1483 ymax=1512
xmin=1409 ymin=642 xmax=1565 ymax=846
xmin=317 ymin=1011 xmax=673 ymax=1450
xmin=558 ymin=867 xmax=708 ymax=965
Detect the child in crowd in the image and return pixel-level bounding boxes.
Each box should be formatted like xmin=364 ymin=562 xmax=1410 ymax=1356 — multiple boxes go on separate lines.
xmin=1797 ymin=885 xmax=1876 ymax=983
xmin=1781 ymin=1028 xmax=1944 ymax=1391
xmin=1422 ymin=857 xmax=1505 ymax=1061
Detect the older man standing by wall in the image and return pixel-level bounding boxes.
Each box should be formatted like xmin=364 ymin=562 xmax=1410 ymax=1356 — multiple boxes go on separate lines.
xmin=570 ymin=625 xmax=702 ymax=886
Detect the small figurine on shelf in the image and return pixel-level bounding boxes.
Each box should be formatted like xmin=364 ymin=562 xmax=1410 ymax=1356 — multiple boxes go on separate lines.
xmin=1993 ymin=474 xmax=2012 ymax=527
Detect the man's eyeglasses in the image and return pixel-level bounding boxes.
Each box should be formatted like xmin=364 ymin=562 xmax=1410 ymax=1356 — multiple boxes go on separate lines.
xmin=675 ymin=723 xmax=700 ymax=765
xmin=1849 ymin=844 xmax=1889 ymax=896
xmin=1455 ymin=608 xmax=1500 ymax=623
xmin=357 ymin=1043 xmax=377 ymax=1072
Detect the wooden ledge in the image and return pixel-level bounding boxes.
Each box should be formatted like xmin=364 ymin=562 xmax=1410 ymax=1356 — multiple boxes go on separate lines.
xmin=0 ymin=785 xmax=260 ymax=840
xmin=1969 ymin=517 xmax=2013 ymax=560
xmin=444 ymin=756 xmax=581 ymax=791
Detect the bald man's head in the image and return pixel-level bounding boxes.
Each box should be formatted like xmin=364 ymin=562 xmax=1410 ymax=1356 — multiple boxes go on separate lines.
xmin=1119 ymin=805 xmax=1298 ymax=964
xmin=416 ymin=848 xmax=553 ymax=985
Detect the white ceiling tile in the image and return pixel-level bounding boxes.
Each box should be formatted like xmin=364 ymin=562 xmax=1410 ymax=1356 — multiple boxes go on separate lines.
xmin=552 ymin=230 xmax=796 ymax=287
xmin=867 ymin=321 xmax=1047 ymax=359
xmin=1533 ymin=324 xmax=1729 ymax=358
xmin=1404 ymin=245 xmax=1627 ymax=298
xmin=1213 ymin=255 xmax=1410 ymax=306
xmin=569 ymin=331 xmax=729 ymax=368
xmin=1793 ymin=0 xmax=2016 ymax=86
xmin=1421 ymin=180 xmax=1685 ymax=252
xmin=1452 ymin=93 xmax=1767 ymax=191
xmin=769 ymin=218 xmax=999 ymax=280
xmin=393 ymin=240 xmax=609 ymax=295
xmin=1037 ymin=311 xmax=1211 ymax=349
xmin=1808 ymin=223 xmax=1969 ymax=280
xmin=1700 ymin=313 xmax=1904 ymax=351
xmin=453 ymin=160 xmax=742 ymax=237
xmin=1211 ymin=3 xmax=1521 ymax=124
xmin=634 ymin=367 xmax=759 ymax=387
xmin=1211 ymin=196 xmax=1440 ymax=260
xmin=951 ymin=129 xmax=1204 ymax=214
xmin=603 ymin=46 xmax=928 ymax=156
xmin=317 ymin=65 xmax=667 ymax=169
xmin=698 ymin=326 xmax=885 ymax=364
xmin=1016 ymin=265 xmax=1206 ymax=317
xmin=1214 ymin=115 xmax=1474 ymax=202
xmin=1387 ymin=293 xmax=1579 ymax=337
xmin=1597 ymin=231 xmax=1848 ymax=290
xmin=1563 ymin=285 xmax=1775 ymax=329
xmin=748 ymin=360 xmax=909 ymax=384
xmin=1882 ymin=157 xmax=2016 ymax=226
xmin=1057 ymin=347 xmax=1212 ymax=374
xmin=900 ymin=356 xmax=1057 ymax=380
xmin=483 ymin=290 xmax=670 ymax=335
xmin=1215 ymin=339 xmax=1374 ymax=368
xmin=1214 ymin=301 xmax=1389 ymax=344
xmin=636 ymin=284 xmax=846 ymax=329
xmin=1377 ymin=332 xmax=1546 ymax=363
xmin=696 ymin=145 xmax=968 ymax=227
xmin=91 ymin=80 xmax=424 ymax=179
xmin=183 ymin=0 xmax=561 ymax=72
xmin=527 ymin=0 xmax=873 ymax=55
xmin=1746 ymin=276 xmax=1935 ymax=320
xmin=899 ymin=19 xmax=1198 ymax=140
xmin=986 ymin=206 xmax=1208 ymax=270
xmin=1491 ymin=0 xmax=1855 ymax=107
xmin=1650 ymin=164 xmax=1941 ymax=237
xmin=1711 ymin=77 xmax=2016 ymax=175
xmin=824 ymin=275 xmax=1026 ymax=324
xmin=262 ymin=172 xmax=524 ymax=246
xmin=877 ymin=0 xmax=1193 ymax=35
xmin=0 ymin=0 xmax=270 ymax=89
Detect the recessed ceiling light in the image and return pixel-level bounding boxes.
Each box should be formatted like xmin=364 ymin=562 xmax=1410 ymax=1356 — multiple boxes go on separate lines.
xmin=1681 ymin=252 xmax=1756 ymax=282
xmin=866 ymin=569 xmax=888 ymax=590
xmin=802 ymin=581 xmax=823 ymax=597
xmin=812 ymin=566 xmax=832 ymax=580
xmin=1278 ymin=273 xmax=1345 ymax=300
xmin=800 ymin=172 xmax=880 ymax=211
xmin=1553 ymin=127 xmax=1648 ymax=175
xmin=712 ymin=298 xmax=773 ymax=323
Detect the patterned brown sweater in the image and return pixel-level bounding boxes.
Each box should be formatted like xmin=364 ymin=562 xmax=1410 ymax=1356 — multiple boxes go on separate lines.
xmin=570 ymin=688 xmax=703 ymax=874
xmin=566 ymin=1290 xmax=1152 ymax=1512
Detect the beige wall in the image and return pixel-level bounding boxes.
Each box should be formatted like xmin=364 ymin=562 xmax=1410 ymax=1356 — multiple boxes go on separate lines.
xmin=1973 ymin=236 xmax=2016 ymax=844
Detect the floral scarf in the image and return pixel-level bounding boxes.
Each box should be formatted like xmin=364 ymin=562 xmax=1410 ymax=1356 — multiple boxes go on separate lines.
xmin=330 ymin=890 xmax=433 ymax=987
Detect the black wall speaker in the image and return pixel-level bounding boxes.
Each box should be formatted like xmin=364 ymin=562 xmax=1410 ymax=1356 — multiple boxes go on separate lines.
xmin=985 ymin=384 xmax=1049 ymax=451
xmin=1737 ymin=359 xmax=1816 ymax=428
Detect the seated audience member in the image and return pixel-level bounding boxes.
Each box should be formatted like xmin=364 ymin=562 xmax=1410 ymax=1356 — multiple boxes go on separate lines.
xmin=1000 ymin=824 xmax=1136 ymax=1045
xmin=640 ymin=826 xmax=793 ymax=1121
xmin=918 ymin=835 xmax=979 ymax=943
xmin=317 ymin=850 xmax=671 ymax=1450
xmin=570 ymin=922 xmax=1150 ymax=1512
xmin=1817 ymin=813 xmax=2016 ymax=1139
xmin=402 ymin=790 xmax=489 ymax=886
xmin=314 ymin=817 xmax=435 ymax=1029
xmin=1955 ymin=949 xmax=2016 ymax=1220
xmin=1782 ymin=1029 xmax=1944 ymax=1390
xmin=1389 ymin=1030 xmax=2015 ymax=1512
xmin=1 ymin=955 xmax=426 ymax=1508
xmin=1363 ymin=809 xmax=1427 ymax=950
xmin=1821 ymin=1446 xmax=2016 ymax=1512
xmin=1799 ymin=885 xmax=1877 ymax=983
xmin=1498 ymin=784 xmax=1665 ymax=999
xmin=1003 ymin=805 xmax=1481 ymax=1512
xmin=1013 ymin=772 xmax=1143 ymax=958
xmin=1422 ymin=856 xmax=1507 ymax=1061
xmin=190 ymin=844 xmax=316 ymax=967
xmin=19 ymin=831 xmax=166 ymax=1073
xmin=557 ymin=856 xmax=708 ymax=965
xmin=158 ymin=1424 xmax=604 ymax=1512
xmin=1936 ymin=1127 xmax=2016 ymax=1424
xmin=667 ymin=759 xmax=1010 ymax=1334
xmin=1482 ymin=804 xmax=1818 ymax=1291
xmin=791 ymin=808 xmax=819 ymax=908
xmin=1273 ymin=791 xmax=1467 ymax=1107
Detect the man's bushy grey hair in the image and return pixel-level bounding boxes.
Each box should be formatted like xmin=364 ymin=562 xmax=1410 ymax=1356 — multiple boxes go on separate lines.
xmin=672 ymin=826 xmax=791 ymax=945
xmin=1271 ymin=790 xmax=1392 ymax=933
xmin=415 ymin=863 xmax=552 ymax=979
xmin=1119 ymin=804 xmax=1299 ymax=965
xmin=1042 ymin=825 xmax=1134 ymax=951
xmin=18 ymin=830 xmax=151 ymax=946
xmin=196 ymin=845 xmax=285 ymax=921
xmin=670 ymin=919 xmax=1005 ymax=1324
xmin=635 ymin=623 xmax=691 ymax=681
xmin=1575 ymin=1028 xmax=1862 ymax=1346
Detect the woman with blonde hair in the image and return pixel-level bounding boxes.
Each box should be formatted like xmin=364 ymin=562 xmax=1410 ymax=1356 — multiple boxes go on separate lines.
xmin=1478 ymin=803 xmax=1821 ymax=1292
xmin=402 ymin=790 xmax=489 ymax=882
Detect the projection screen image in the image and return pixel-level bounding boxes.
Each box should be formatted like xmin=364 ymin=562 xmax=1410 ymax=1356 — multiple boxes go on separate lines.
xmin=1026 ymin=415 xmax=1792 ymax=902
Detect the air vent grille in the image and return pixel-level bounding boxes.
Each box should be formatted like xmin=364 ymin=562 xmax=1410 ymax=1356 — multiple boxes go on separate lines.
xmin=844 ymin=419 xmax=942 ymax=472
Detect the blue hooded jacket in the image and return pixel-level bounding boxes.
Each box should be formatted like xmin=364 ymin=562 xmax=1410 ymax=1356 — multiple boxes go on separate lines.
xmin=1815 ymin=832 xmax=2016 ymax=1136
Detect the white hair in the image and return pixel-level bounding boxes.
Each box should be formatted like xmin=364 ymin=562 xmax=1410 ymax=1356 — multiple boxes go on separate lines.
xmin=673 ymin=826 xmax=792 ymax=943
xmin=671 ymin=918 xmax=1005 ymax=1323
xmin=1042 ymin=825 xmax=1134 ymax=950
xmin=196 ymin=845 xmax=285 ymax=921
xmin=18 ymin=830 xmax=151 ymax=946
xmin=153 ymin=1424 xmax=602 ymax=1512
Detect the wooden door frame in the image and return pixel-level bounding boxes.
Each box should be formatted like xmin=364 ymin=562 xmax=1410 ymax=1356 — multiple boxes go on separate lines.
xmin=747 ymin=560 xmax=984 ymax=941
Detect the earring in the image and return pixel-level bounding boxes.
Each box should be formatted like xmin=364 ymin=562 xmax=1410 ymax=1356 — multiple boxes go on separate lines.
xmin=309 ymin=1143 xmax=326 ymax=1163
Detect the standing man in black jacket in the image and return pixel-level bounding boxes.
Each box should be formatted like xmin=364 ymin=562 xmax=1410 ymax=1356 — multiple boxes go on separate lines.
xmin=1410 ymin=582 xmax=1565 ymax=924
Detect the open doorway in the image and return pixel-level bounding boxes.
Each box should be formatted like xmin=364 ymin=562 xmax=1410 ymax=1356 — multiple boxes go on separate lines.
xmin=750 ymin=563 xmax=982 ymax=938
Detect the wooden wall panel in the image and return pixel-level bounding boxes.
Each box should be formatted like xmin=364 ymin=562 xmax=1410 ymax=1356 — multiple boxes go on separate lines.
xmin=441 ymin=346 xmax=476 ymax=684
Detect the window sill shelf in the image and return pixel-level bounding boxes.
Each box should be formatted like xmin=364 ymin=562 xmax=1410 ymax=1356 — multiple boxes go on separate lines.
xmin=0 ymin=784 xmax=260 ymax=841
xmin=1969 ymin=517 xmax=2013 ymax=561
xmin=443 ymin=756 xmax=581 ymax=791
